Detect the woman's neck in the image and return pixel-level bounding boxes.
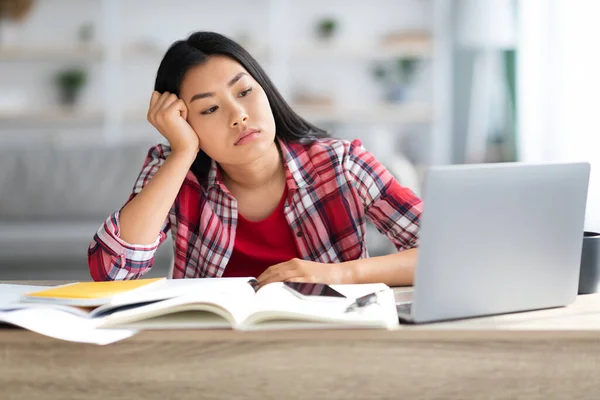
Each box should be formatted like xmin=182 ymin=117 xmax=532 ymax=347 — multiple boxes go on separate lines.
xmin=220 ymin=141 xmax=284 ymax=191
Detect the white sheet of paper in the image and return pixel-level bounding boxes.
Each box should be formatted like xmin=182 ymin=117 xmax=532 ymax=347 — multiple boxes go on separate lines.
xmin=329 ymin=283 xmax=390 ymax=299
xmin=0 ymin=284 xmax=54 ymax=305
xmin=0 ymin=284 xmax=92 ymax=317
xmin=0 ymin=308 xmax=137 ymax=345
xmin=0 ymin=284 xmax=137 ymax=344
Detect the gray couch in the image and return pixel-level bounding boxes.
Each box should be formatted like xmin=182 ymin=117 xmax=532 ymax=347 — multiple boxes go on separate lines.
xmin=0 ymin=139 xmax=173 ymax=280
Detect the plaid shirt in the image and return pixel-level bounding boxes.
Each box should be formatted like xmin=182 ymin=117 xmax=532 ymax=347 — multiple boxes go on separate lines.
xmin=88 ymin=138 xmax=422 ymax=281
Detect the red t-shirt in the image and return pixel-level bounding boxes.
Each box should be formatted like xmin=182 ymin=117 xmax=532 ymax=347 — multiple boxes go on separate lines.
xmin=223 ymin=187 xmax=301 ymax=278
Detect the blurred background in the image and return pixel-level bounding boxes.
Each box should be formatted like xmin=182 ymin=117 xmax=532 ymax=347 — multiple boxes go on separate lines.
xmin=0 ymin=0 xmax=598 ymax=280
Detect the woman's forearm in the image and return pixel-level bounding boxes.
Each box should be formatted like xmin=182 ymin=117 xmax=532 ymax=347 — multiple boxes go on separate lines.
xmin=346 ymin=248 xmax=418 ymax=286
xmin=119 ymin=150 xmax=196 ymax=245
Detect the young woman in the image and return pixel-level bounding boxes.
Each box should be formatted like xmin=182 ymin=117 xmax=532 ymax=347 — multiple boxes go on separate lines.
xmin=88 ymin=31 xmax=422 ymax=287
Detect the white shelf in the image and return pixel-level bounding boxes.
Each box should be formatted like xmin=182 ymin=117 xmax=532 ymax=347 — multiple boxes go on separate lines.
xmin=119 ymin=40 xmax=431 ymax=63
xmin=292 ymin=103 xmax=432 ymax=124
xmin=0 ymin=46 xmax=104 ymax=62
xmin=289 ymin=42 xmax=432 ymax=60
xmin=0 ymin=44 xmax=429 ymax=64
xmin=121 ymin=44 xmax=269 ymax=62
xmin=0 ymin=109 xmax=104 ymax=124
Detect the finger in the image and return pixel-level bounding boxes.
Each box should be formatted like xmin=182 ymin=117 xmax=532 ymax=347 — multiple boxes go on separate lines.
xmin=258 ymin=258 xmax=306 ymax=285
xmin=147 ymin=91 xmax=161 ymax=123
xmin=166 ymin=98 xmax=187 ymax=120
xmin=154 ymin=91 xmax=173 ymax=113
xmin=258 ymin=273 xmax=289 ymax=287
xmin=149 ymin=91 xmax=161 ymax=109
xmin=179 ymin=100 xmax=188 ymax=121
xmin=149 ymin=91 xmax=171 ymax=121
xmin=257 ymin=262 xmax=288 ymax=285
xmin=285 ymin=276 xmax=312 ymax=283
xmin=258 ymin=265 xmax=302 ymax=287
xmin=161 ymin=93 xmax=179 ymax=111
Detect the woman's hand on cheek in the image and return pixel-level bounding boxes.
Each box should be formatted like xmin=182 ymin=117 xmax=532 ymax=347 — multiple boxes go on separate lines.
xmin=147 ymin=91 xmax=200 ymax=156
xmin=256 ymin=258 xmax=354 ymax=287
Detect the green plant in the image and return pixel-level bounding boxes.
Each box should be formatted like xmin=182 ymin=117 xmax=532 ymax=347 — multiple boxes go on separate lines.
xmin=316 ymin=18 xmax=337 ymax=39
xmin=372 ymin=58 xmax=419 ymax=84
xmin=56 ymin=68 xmax=87 ymax=90
xmin=397 ymin=58 xmax=419 ymax=84
xmin=372 ymin=65 xmax=387 ymax=81
xmin=55 ymin=68 xmax=87 ymax=106
xmin=372 ymin=58 xmax=420 ymax=103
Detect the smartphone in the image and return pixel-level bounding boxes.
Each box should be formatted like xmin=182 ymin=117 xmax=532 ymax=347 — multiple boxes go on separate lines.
xmin=282 ymin=282 xmax=346 ymax=301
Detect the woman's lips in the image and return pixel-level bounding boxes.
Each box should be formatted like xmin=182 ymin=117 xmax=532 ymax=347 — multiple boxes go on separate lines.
xmin=235 ymin=129 xmax=260 ymax=145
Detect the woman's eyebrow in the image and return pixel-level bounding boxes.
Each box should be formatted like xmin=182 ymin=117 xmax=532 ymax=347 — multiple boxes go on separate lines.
xmin=189 ymin=72 xmax=248 ymax=103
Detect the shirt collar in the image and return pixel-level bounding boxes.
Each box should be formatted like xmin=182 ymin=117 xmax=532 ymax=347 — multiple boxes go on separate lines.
xmin=278 ymin=138 xmax=320 ymax=190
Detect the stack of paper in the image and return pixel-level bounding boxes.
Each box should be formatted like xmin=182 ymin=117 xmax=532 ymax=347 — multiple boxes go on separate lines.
xmin=0 ymin=278 xmax=398 ymax=345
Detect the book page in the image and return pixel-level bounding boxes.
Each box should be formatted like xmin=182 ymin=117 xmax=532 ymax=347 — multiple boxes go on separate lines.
xmin=0 ymin=308 xmax=136 ymax=345
xmin=330 ymin=283 xmax=391 ymax=298
xmin=92 ymin=277 xmax=257 ymax=318
xmin=97 ymin=278 xmax=258 ymax=329
xmin=0 ymin=284 xmax=54 ymax=305
xmin=113 ymin=310 xmax=234 ymax=330
xmin=243 ymin=283 xmax=398 ymax=330
xmin=0 ymin=284 xmax=92 ymax=318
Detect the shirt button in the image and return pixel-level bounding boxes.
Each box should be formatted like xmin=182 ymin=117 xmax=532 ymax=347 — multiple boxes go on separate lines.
xmin=296 ymin=231 xmax=303 ymax=237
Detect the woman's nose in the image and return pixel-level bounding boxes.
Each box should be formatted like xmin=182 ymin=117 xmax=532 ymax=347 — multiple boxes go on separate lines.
xmin=231 ymin=105 xmax=249 ymax=128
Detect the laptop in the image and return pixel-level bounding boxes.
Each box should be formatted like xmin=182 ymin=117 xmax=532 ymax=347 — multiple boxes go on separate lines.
xmin=397 ymin=162 xmax=590 ymax=324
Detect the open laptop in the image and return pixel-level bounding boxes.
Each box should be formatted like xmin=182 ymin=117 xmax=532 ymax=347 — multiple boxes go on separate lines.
xmin=397 ymin=162 xmax=590 ymax=324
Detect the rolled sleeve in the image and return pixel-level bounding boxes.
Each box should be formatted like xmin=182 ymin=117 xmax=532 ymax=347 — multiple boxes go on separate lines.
xmin=96 ymin=211 xmax=164 ymax=259
xmin=345 ymin=139 xmax=422 ymax=251
xmin=88 ymin=144 xmax=172 ymax=281
xmin=88 ymin=211 xmax=168 ymax=281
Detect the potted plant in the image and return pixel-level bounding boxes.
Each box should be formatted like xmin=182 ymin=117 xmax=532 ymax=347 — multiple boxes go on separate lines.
xmin=397 ymin=58 xmax=418 ymax=85
xmin=372 ymin=57 xmax=420 ymax=103
xmin=55 ymin=68 xmax=87 ymax=107
xmin=316 ymin=18 xmax=338 ymax=40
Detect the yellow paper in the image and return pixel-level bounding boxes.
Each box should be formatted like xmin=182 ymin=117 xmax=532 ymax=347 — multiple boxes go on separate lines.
xmin=25 ymin=278 xmax=164 ymax=300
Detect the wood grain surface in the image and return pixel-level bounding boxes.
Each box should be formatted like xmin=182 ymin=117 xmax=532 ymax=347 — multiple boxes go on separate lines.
xmin=2 ymin=281 xmax=600 ymax=399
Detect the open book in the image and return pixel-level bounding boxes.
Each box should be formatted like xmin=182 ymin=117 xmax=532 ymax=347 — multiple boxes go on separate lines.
xmin=1 ymin=278 xmax=399 ymax=342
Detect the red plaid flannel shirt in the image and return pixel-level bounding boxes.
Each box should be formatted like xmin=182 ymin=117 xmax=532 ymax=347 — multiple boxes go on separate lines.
xmin=88 ymin=138 xmax=422 ymax=280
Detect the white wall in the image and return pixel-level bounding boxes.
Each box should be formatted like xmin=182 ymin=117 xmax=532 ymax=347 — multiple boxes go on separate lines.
xmin=518 ymin=0 xmax=600 ymax=230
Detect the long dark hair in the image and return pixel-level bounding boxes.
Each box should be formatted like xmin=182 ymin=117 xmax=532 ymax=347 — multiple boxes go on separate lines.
xmin=154 ymin=31 xmax=329 ymax=185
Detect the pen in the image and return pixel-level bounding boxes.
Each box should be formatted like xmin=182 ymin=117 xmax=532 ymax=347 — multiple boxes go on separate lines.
xmin=344 ymin=289 xmax=387 ymax=313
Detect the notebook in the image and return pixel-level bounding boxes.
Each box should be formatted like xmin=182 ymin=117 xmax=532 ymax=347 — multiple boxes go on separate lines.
xmin=21 ymin=278 xmax=165 ymax=307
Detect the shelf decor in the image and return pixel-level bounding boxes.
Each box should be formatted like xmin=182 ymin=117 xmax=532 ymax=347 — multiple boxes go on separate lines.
xmin=55 ymin=67 xmax=87 ymax=107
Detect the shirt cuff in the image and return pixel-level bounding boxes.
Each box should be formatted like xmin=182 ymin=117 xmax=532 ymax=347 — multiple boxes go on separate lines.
xmin=95 ymin=211 xmax=164 ymax=261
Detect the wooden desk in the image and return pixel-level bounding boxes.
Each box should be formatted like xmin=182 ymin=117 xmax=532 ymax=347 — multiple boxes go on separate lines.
xmin=2 ymin=282 xmax=600 ymax=400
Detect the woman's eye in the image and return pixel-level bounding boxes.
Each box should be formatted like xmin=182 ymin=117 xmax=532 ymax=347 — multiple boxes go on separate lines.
xmin=239 ymin=88 xmax=252 ymax=97
xmin=201 ymin=106 xmax=218 ymax=115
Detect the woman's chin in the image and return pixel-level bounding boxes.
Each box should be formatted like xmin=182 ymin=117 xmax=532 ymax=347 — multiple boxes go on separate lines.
xmin=231 ymin=134 xmax=276 ymax=160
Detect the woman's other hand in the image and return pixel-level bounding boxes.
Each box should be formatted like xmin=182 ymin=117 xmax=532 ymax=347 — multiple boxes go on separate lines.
xmin=256 ymin=258 xmax=354 ymax=287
